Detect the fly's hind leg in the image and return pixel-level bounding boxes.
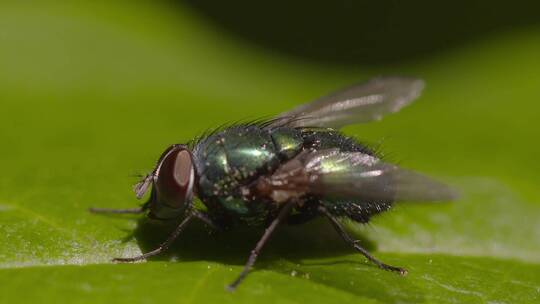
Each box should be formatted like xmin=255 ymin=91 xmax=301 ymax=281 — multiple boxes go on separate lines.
xmin=319 ymin=205 xmax=407 ymax=275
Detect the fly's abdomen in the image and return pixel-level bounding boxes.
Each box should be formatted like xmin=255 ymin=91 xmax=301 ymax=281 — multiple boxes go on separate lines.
xmin=300 ymin=128 xmax=394 ymax=222
xmin=320 ymin=199 xmax=393 ymax=223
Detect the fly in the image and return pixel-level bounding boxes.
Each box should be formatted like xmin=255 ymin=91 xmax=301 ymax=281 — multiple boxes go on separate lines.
xmin=90 ymin=76 xmax=457 ymax=291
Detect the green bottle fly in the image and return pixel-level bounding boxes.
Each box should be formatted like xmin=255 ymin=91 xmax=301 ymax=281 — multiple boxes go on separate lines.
xmin=91 ymin=77 xmax=457 ymax=291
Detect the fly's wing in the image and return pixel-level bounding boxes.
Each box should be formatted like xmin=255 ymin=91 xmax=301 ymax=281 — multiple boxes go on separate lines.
xmin=273 ymin=77 xmax=424 ymax=129
xmin=262 ymin=149 xmax=457 ymax=204
xmin=304 ymin=149 xmax=457 ymax=202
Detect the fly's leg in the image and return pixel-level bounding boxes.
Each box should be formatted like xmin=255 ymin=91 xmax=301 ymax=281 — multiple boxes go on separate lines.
xmin=89 ymin=200 xmax=150 ymax=214
xmin=90 ymin=175 xmax=152 ymax=214
xmin=113 ymin=212 xmax=194 ymax=262
xmin=227 ymin=201 xmax=295 ymax=291
xmin=319 ymin=205 xmax=407 ymax=275
xmin=192 ymin=209 xmax=223 ymax=231
xmin=89 ymin=207 xmax=146 ymax=214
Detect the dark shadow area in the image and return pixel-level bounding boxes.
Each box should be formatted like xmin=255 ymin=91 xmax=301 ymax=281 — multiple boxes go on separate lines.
xmin=179 ymin=0 xmax=540 ymax=66
xmin=131 ymin=217 xmax=426 ymax=301
xmin=127 ymin=217 xmax=424 ymax=301
xmin=130 ymin=217 xmax=375 ymax=265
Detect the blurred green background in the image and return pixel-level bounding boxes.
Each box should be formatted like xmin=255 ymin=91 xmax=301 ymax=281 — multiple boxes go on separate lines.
xmin=0 ymin=1 xmax=539 ymax=303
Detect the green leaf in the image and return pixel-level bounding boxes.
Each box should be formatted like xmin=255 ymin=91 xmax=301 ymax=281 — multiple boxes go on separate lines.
xmin=0 ymin=2 xmax=539 ymax=303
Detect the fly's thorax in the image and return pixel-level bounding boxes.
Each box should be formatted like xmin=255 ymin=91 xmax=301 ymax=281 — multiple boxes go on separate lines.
xmin=300 ymin=128 xmax=375 ymax=155
xmin=192 ymin=125 xmax=304 ymax=219
xmin=269 ymin=127 xmax=304 ymax=159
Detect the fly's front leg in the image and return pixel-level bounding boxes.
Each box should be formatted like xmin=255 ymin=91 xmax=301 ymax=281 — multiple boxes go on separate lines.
xmin=89 ymin=207 xmax=146 ymax=214
xmin=113 ymin=212 xmax=195 ymax=262
xmin=92 ymin=208 xmax=216 ymax=263
xmin=192 ymin=209 xmax=223 ymax=231
xmin=319 ymin=205 xmax=407 ymax=275
xmin=89 ymin=199 xmax=150 ymax=215
xmin=90 ymin=171 xmax=154 ymax=215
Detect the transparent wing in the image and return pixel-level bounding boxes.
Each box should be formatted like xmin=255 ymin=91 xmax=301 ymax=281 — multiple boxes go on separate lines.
xmin=261 ymin=149 xmax=456 ymax=204
xmin=273 ymin=76 xmax=425 ymax=129
xmin=303 ymin=149 xmax=457 ymax=203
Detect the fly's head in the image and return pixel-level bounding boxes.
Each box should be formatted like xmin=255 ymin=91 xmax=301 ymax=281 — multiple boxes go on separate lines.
xmin=135 ymin=145 xmax=196 ymax=220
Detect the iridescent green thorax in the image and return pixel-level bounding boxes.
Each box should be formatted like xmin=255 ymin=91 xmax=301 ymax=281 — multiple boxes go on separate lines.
xmin=192 ymin=125 xmax=303 ymax=225
xmin=269 ymin=127 xmax=304 ymax=159
xmin=300 ymin=127 xmax=376 ymax=154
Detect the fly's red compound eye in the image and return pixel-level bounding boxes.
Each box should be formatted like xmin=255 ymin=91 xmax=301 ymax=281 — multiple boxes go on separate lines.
xmin=154 ymin=146 xmax=195 ymax=210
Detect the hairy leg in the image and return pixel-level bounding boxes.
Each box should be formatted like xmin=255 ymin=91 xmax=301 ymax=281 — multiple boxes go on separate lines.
xmin=113 ymin=213 xmax=194 ymax=262
xmin=89 ymin=207 xmax=145 ymax=214
xmin=319 ymin=205 xmax=407 ymax=275
xmin=227 ymin=202 xmax=295 ymax=291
